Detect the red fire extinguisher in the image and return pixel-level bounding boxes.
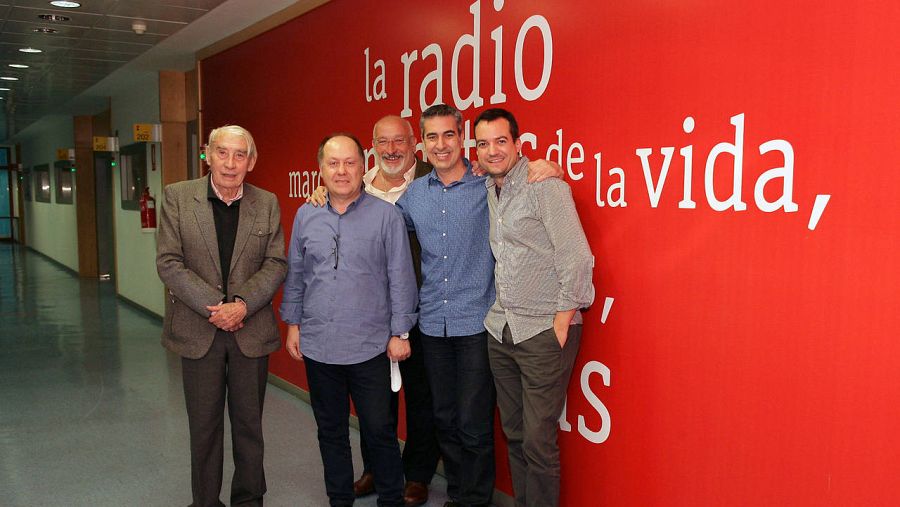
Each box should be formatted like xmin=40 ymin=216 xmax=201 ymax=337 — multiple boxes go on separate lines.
xmin=140 ymin=187 xmax=157 ymax=232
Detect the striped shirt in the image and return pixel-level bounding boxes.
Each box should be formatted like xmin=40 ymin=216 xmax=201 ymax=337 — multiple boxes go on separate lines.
xmin=484 ymin=156 xmax=595 ymax=344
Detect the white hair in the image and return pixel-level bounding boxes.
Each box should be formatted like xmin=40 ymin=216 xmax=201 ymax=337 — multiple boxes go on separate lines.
xmin=207 ymin=125 xmax=257 ymax=159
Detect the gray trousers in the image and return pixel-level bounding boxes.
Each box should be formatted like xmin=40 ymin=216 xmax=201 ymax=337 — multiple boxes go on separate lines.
xmin=488 ymin=324 xmax=582 ymax=507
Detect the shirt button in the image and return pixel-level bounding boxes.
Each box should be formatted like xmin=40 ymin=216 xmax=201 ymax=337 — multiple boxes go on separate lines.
xmin=443 ymin=300 xmax=448 ymax=303
xmin=442 ymin=233 xmax=446 ymax=237
xmin=443 ymin=189 xmax=447 ymax=192
xmin=443 ymin=255 xmax=448 ymax=259
xmin=498 ymin=218 xmax=503 ymax=224
xmin=442 ymin=210 xmax=446 ymax=214
xmin=444 ymin=278 xmax=448 ymax=282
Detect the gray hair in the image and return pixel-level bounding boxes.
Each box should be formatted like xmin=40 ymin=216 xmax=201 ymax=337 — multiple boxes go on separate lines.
xmin=207 ymin=125 xmax=257 ymax=159
xmin=420 ymin=104 xmax=463 ymax=137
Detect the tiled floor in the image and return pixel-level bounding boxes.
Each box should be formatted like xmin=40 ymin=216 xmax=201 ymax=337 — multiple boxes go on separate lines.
xmin=0 ymin=243 xmax=450 ymax=507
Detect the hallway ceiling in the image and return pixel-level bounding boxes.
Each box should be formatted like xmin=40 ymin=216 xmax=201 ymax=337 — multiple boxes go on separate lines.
xmin=0 ymin=0 xmax=234 ymax=140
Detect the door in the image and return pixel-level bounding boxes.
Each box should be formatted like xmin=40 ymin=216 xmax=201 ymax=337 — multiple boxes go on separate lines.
xmin=94 ymin=152 xmax=116 ymax=280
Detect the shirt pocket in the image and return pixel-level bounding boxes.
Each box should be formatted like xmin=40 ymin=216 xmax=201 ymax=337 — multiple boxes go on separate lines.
xmin=342 ymin=236 xmax=384 ymax=275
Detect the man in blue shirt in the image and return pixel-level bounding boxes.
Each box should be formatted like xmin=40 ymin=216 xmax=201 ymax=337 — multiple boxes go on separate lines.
xmin=395 ymin=105 xmax=497 ymax=507
xmin=280 ymin=134 xmax=418 ymax=507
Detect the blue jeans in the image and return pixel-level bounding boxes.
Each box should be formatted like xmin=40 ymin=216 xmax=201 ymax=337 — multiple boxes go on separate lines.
xmin=305 ymin=353 xmax=404 ymax=507
xmin=420 ymin=331 xmax=495 ymax=506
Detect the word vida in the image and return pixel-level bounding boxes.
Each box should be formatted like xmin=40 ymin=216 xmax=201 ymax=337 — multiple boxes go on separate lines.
xmin=535 ymin=113 xmax=799 ymax=213
xmin=364 ymin=0 xmax=553 ymax=116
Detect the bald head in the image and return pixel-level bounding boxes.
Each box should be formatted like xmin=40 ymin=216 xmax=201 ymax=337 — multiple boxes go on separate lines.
xmin=373 ymin=115 xmax=417 ymax=176
xmin=373 ymin=115 xmax=413 ymax=139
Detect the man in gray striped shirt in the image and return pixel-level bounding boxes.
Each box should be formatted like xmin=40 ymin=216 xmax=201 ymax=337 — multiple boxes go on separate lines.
xmin=475 ymin=108 xmax=595 ymax=507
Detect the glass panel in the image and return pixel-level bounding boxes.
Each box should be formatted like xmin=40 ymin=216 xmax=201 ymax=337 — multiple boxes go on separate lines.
xmin=119 ymin=143 xmax=147 ymax=210
xmin=54 ymin=160 xmax=74 ymax=205
xmin=34 ymin=164 xmax=51 ymax=203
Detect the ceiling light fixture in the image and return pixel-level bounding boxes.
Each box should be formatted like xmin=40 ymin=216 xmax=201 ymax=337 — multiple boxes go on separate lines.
xmin=19 ymin=47 xmax=43 ymax=53
xmin=0 ymin=88 xmax=10 ymax=91
xmin=49 ymin=1 xmax=81 ymax=7
xmin=8 ymin=64 xmax=29 ymax=69
xmin=1 ymin=77 xmax=20 ymax=81
xmin=34 ymin=27 xmax=58 ymax=34
xmin=132 ymin=20 xmax=147 ymax=35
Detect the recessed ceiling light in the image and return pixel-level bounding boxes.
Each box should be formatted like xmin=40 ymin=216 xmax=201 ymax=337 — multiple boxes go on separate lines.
xmin=1 ymin=77 xmax=20 ymax=81
xmin=34 ymin=27 xmax=58 ymax=34
xmin=38 ymin=14 xmax=70 ymax=22
xmin=8 ymin=64 xmax=29 ymax=69
xmin=50 ymin=1 xmax=81 ymax=7
xmin=19 ymin=48 xmax=43 ymax=53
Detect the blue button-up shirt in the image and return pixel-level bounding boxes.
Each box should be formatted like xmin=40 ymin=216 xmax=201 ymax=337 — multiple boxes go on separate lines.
xmin=280 ymin=192 xmax=418 ymax=365
xmin=396 ymin=161 xmax=495 ymax=337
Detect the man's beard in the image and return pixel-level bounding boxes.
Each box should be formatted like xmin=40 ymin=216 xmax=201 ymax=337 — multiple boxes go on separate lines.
xmin=376 ymin=151 xmax=407 ymax=176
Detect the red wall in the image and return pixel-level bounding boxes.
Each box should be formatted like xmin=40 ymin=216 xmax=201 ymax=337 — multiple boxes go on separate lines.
xmin=201 ymin=1 xmax=900 ymax=505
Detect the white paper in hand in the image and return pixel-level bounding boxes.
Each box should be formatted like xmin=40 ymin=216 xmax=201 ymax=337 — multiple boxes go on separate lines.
xmin=390 ymin=360 xmax=402 ymax=392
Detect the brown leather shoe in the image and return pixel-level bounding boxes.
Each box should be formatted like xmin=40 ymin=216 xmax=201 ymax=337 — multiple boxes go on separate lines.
xmin=353 ymin=471 xmax=375 ymax=497
xmin=404 ymin=481 xmax=429 ymax=506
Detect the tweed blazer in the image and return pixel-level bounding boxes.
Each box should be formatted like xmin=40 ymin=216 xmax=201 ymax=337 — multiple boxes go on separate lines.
xmin=156 ymin=176 xmax=287 ymax=359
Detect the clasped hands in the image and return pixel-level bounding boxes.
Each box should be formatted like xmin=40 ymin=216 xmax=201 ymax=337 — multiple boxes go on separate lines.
xmin=207 ymin=300 xmax=247 ymax=332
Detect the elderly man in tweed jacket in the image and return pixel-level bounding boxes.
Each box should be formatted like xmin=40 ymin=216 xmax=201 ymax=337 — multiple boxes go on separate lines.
xmin=157 ymin=124 xmax=287 ymax=507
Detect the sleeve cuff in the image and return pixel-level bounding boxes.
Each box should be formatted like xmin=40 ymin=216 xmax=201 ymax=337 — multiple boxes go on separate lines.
xmin=390 ymin=312 xmax=418 ymax=337
xmin=279 ymin=302 xmax=303 ymax=324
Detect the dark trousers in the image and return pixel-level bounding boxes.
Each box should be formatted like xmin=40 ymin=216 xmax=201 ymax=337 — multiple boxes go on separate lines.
xmin=305 ymin=353 xmax=405 ymax=507
xmin=181 ymin=330 xmax=268 ymax=507
xmin=420 ymin=331 xmax=495 ymax=506
xmin=360 ymin=326 xmax=441 ymax=484
xmin=488 ymin=325 xmax=582 ymax=507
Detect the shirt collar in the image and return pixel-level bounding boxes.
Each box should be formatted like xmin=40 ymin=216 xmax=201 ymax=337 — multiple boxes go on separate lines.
xmin=427 ymin=158 xmax=476 ymax=186
xmin=208 ymin=175 xmax=243 ymax=206
xmin=326 ymin=187 xmax=367 ymax=214
xmin=364 ymin=164 xmax=415 ymax=192
xmin=484 ymin=155 xmax=529 ymax=191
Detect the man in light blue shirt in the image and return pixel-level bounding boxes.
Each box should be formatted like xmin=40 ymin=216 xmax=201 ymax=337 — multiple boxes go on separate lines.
xmin=396 ymin=105 xmax=497 ymax=507
xmin=281 ymin=133 xmax=418 ymax=507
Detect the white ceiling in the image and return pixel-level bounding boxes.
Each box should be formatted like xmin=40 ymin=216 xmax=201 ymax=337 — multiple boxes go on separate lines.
xmin=1 ymin=0 xmax=301 ymax=142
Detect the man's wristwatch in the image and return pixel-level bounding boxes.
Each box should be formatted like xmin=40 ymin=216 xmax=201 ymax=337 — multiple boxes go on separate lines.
xmin=398 ymin=332 xmax=409 ymax=340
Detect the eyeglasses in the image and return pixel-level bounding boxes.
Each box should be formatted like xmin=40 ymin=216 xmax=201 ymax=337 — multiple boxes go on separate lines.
xmin=374 ymin=137 xmax=410 ymax=148
xmin=332 ymin=235 xmax=340 ymax=269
